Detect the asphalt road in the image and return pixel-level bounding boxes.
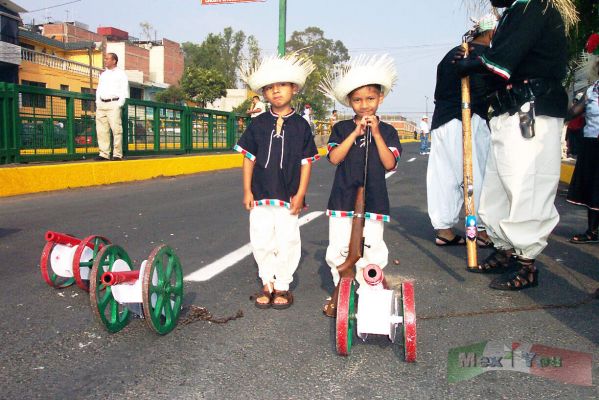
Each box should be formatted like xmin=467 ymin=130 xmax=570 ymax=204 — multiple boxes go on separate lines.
xmin=0 ymin=142 xmax=597 ymax=399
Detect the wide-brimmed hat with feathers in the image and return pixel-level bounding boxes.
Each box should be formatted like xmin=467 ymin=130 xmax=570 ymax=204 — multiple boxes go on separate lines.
xmin=466 ymin=0 xmax=578 ymax=30
xmin=319 ymin=54 xmax=397 ymax=107
xmin=239 ymin=52 xmax=315 ymax=94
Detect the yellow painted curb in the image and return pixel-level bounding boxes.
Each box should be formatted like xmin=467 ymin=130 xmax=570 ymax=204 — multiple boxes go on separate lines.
xmin=0 ymin=147 xmax=330 ymax=198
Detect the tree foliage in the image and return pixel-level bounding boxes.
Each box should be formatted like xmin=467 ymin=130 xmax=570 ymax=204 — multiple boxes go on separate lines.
xmin=568 ymin=1 xmax=599 ymax=60
xmin=182 ymin=27 xmax=260 ymax=88
xmin=154 ymin=85 xmax=186 ymax=104
xmin=286 ymin=27 xmax=349 ymax=119
xmin=180 ymin=66 xmax=227 ymax=107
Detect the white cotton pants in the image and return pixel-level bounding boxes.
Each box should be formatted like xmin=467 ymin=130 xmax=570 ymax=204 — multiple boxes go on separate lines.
xmin=95 ymin=101 xmax=123 ymax=159
xmin=478 ymin=112 xmax=562 ymax=259
xmin=249 ymin=206 xmax=301 ymax=291
xmin=426 ymin=115 xmax=491 ymax=230
xmin=325 ymin=217 xmax=388 ymax=287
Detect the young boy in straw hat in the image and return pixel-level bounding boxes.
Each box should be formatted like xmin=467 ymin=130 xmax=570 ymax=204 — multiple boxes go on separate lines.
xmin=319 ymin=54 xmax=402 ymax=316
xmin=235 ymin=53 xmax=319 ymax=310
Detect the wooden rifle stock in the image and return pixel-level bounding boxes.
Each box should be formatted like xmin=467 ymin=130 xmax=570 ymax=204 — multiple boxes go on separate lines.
xmin=336 ymin=186 xmax=366 ymax=278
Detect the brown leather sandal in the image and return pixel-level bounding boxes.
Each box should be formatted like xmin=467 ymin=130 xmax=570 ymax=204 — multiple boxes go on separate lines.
xmin=322 ymin=297 xmax=336 ymax=318
xmin=253 ymin=285 xmax=273 ymax=309
xmin=272 ymin=290 xmax=293 ymax=310
xmin=467 ymin=249 xmax=516 ymax=274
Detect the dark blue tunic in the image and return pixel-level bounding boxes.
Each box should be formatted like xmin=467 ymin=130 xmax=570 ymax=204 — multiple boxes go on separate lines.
xmin=236 ymin=110 xmax=319 ymax=206
xmin=326 ymin=119 xmax=401 ymax=219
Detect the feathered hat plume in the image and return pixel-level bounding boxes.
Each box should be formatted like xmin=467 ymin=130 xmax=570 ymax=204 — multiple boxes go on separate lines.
xmin=319 ymin=54 xmax=397 ymax=107
xmin=239 ymin=52 xmax=315 ymax=94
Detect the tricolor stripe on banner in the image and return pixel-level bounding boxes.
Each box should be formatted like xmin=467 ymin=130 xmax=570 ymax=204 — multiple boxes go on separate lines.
xmin=201 ymin=0 xmax=264 ymax=5
xmin=447 ymin=341 xmax=593 ymax=386
xmin=233 ymin=144 xmax=256 ymax=161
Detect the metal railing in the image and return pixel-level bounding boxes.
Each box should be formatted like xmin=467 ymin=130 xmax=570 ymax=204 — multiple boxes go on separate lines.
xmin=0 ymin=83 xmax=249 ymax=164
xmin=21 ymin=48 xmax=103 ymax=79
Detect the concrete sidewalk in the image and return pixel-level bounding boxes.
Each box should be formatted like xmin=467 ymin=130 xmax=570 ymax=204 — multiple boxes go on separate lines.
xmin=0 ymin=141 xmax=575 ymax=198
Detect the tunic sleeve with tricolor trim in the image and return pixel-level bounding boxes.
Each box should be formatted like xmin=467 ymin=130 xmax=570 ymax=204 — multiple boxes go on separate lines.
xmin=234 ymin=123 xmax=257 ymax=161
xmin=480 ymin=0 xmax=545 ymax=81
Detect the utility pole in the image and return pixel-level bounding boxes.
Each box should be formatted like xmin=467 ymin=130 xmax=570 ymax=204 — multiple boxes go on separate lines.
xmin=278 ymin=0 xmax=286 ymax=56
xmin=425 ymin=95 xmax=429 ymax=119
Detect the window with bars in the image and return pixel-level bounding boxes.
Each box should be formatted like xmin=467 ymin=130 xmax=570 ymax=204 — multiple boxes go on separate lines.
xmin=21 ymin=80 xmax=46 ymax=108
xmin=81 ymin=87 xmax=96 ymax=112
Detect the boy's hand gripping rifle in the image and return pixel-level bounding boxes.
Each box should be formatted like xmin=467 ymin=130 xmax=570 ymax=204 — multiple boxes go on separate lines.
xmin=325 ymin=126 xmax=371 ymax=317
xmin=460 ymin=37 xmax=479 ymax=269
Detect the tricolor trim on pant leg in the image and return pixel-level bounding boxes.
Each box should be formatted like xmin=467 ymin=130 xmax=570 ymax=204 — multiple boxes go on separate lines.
xmin=234 ymin=144 xmax=256 ymax=161
xmin=254 ymin=199 xmax=291 ymax=209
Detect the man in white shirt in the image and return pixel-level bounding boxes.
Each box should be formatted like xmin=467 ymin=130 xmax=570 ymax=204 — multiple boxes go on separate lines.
xmin=95 ymin=52 xmax=129 ymax=161
xmin=247 ymin=96 xmax=265 ymax=118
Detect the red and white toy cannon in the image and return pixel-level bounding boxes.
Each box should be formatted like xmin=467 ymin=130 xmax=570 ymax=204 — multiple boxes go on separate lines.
xmin=40 ymin=231 xmax=111 ymax=291
xmin=336 ymin=264 xmax=417 ymax=362
xmin=89 ymin=244 xmax=183 ymax=335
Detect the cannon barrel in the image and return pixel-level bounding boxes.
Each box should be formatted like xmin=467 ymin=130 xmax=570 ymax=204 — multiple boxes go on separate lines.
xmin=101 ymin=270 xmax=140 ymax=286
xmin=363 ymin=264 xmax=384 ymax=287
xmin=45 ymin=231 xmax=83 ymax=246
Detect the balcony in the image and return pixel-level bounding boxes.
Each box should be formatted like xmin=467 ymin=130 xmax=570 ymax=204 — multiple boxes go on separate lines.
xmin=21 ymin=48 xmax=102 ymax=79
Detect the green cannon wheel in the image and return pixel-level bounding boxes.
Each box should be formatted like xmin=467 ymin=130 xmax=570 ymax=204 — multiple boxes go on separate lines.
xmin=89 ymin=245 xmax=131 ymax=333
xmin=142 ymin=245 xmax=184 ymax=335
xmin=73 ymin=235 xmax=111 ymax=291
xmin=336 ymin=277 xmax=356 ymax=356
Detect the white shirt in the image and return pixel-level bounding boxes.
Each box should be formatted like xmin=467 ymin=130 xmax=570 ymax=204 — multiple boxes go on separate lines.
xmin=251 ymin=101 xmax=266 ymax=118
xmin=419 ymin=120 xmax=430 ymax=134
xmin=96 ymin=67 xmax=129 ymax=107
xmin=584 ymin=81 xmax=599 ymax=138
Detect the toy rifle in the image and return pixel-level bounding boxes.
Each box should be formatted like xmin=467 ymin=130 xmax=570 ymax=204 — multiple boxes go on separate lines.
xmin=460 ymin=37 xmax=478 ymax=269
xmin=324 ymin=125 xmax=371 ymax=317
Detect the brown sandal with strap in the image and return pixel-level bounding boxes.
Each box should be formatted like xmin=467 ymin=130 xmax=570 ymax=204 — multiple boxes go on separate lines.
xmin=272 ymin=290 xmax=293 ymax=310
xmin=467 ymin=249 xmax=516 ymax=274
xmin=252 ymin=284 xmax=273 ymax=309
xmin=322 ymin=297 xmax=336 ymax=318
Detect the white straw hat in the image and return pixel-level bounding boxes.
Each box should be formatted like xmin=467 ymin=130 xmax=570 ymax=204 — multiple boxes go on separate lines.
xmin=239 ymin=52 xmax=315 ymax=94
xmin=319 ymin=54 xmax=397 ymax=107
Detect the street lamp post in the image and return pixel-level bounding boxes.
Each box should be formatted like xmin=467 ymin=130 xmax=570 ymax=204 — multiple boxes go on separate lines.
xmin=278 ymin=0 xmax=287 ymax=56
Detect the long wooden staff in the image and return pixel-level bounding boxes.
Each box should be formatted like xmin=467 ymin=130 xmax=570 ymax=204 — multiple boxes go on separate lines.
xmin=460 ymin=40 xmax=478 ymax=269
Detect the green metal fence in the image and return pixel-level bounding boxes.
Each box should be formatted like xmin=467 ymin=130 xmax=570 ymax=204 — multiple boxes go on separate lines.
xmin=0 ymin=83 xmax=248 ymax=164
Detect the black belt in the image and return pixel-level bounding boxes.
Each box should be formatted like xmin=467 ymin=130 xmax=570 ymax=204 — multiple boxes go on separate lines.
xmin=101 ymin=97 xmax=119 ymax=102
xmin=488 ymin=79 xmax=561 ymax=117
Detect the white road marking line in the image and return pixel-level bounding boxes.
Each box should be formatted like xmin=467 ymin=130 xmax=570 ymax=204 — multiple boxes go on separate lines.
xmin=407 ymin=157 xmax=416 ymax=162
xmin=184 ymin=211 xmax=324 ymax=282
xmin=185 ymin=169 xmax=398 ymax=282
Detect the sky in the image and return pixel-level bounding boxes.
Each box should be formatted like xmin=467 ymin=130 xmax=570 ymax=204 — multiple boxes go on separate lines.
xmin=18 ymin=0 xmax=492 ymax=119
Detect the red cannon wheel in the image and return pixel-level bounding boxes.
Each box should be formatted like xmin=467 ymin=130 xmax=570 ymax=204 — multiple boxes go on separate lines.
xmin=336 ymin=277 xmax=356 ymax=356
xmin=40 ymin=241 xmax=75 ymax=289
xmin=401 ymin=281 xmax=417 ymax=362
xmin=89 ymin=245 xmax=131 ymax=333
xmin=72 ymin=235 xmax=111 ymax=291
xmin=142 ymin=245 xmax=184 ymax=335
